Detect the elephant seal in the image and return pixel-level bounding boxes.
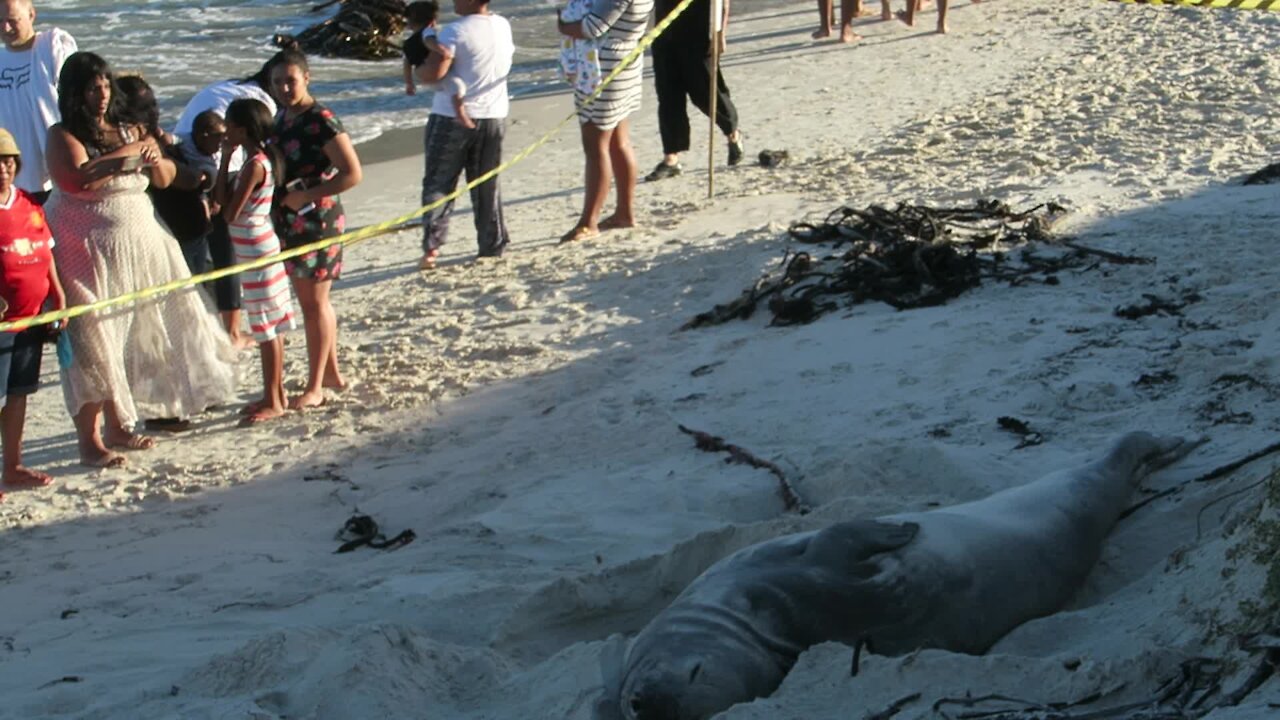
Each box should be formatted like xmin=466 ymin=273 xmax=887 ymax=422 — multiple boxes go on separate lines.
xmin=602 ymin=432 xmax=1196 ymax=720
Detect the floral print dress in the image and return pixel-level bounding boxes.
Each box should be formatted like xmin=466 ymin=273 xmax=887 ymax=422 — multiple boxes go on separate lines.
xmin=272 ymin=103 xmax=347 ymax=281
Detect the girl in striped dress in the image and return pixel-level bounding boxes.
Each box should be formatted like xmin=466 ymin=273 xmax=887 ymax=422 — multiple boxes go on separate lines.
xmin=214 ymin=98 xmax=296 ymax=425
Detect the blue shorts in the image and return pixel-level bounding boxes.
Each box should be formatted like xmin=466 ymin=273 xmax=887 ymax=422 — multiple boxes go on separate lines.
xmin=0 ymin=327 xmax=45 ymax=397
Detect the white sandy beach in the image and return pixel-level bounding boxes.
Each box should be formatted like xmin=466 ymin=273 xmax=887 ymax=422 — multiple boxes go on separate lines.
xmin=4 ymin=2 xmax=1280 ymax=718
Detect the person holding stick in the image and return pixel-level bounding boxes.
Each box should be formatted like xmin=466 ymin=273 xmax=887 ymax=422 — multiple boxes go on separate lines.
xmin=645 ymin=0 xmax=743 ymax=182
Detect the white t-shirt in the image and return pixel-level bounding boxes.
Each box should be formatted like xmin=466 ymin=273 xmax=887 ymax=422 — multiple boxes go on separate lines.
xmin=173 ymin=79 xmax=276 ymax=172
xmin=0 ymin=29 xmax=76 ymax=193
xmin=433 ymin=13 xmax=514 ymax=120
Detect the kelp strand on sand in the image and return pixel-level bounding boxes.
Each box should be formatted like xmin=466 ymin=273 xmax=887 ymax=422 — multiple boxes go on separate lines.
xmin=683 ymin=200 xmax=1152 ymax=330
xmin=274 ymin=0 xmax=407 ymax=60
xmin=928 ymin=645 xmax=1280 ymax=719
xmin=678 ymin=425 xmax=810 ymax=514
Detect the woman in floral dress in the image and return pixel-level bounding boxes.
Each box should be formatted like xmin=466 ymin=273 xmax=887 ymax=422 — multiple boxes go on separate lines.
xmin=269 ymin=49 xmax=362 ymax=410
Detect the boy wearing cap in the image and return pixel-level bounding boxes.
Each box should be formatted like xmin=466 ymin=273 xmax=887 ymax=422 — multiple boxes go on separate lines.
xmin=0 ymin=126 xmax=64 ymax=499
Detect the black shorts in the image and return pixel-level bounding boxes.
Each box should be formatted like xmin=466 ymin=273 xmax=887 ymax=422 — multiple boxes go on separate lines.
xmin=0 ymin=327 xmax=45 ymax=397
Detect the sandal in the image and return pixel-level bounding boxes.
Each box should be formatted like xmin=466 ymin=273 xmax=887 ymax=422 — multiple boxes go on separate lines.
xmin=106 ymin=433 xmax=156 ymax=451
xmin=558 ymin=225 xmax=599 ymax=244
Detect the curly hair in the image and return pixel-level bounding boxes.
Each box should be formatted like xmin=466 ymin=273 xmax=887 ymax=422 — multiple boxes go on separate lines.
xmin=56 ymin=51 xmax=126 ymax=155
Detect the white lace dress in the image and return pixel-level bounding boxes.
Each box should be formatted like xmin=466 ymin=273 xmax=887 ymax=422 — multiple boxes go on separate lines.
xmin=46 ymin=165 xmax=238 ymax=425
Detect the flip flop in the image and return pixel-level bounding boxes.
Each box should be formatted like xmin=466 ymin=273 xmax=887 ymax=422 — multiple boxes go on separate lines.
xmin=3 ymin=467 xmax=53 ymax=489
xmin=558 ymin=226 xmax=599 ymax=244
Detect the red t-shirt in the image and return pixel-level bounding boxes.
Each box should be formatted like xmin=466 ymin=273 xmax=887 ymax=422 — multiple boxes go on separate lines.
xmin=0 ymin=188 xmax=55 ymax=320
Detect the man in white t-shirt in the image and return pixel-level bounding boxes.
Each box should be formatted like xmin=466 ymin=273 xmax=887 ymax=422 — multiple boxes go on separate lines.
xmin=0 ymin=0 xmax=74 ymax=201
xmin=414 ymin=0 xmax=513 ymax=270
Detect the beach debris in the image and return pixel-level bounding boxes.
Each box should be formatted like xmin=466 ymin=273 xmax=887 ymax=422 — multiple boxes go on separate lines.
xmin=1135 ymin=370 xmax=1178 ymax=388
xmin=1243 ymin=162 xmax=1280 ymax=185
xmin=36 ymin=675 xmax=83 ymax=690
xmin=1114 ymin=292 xmax=1200 ymax=320
xmin=273 ymin=0 xmax=407 ymax=61
xmin=683 ymin=200 xmax=1136 ymax=330
xmin=929 ymin=651 xmax=1279 ymax=719
xmin=758 ymin=149 xmax=790 ymax=168
xmin=335 ymin=514 xmax=416 ymax=553
xmin=59 ymin=609 xmax=77 ymax=620
xmin=863 ymin=692 xmax=921 ymax=720
xmin=997 ymin=416 xmax=1044 ymax=449
xmin=677 ymin=424 xmax=810 ymax=514
xmin=690 ymin=361 xmax=723 ymax=377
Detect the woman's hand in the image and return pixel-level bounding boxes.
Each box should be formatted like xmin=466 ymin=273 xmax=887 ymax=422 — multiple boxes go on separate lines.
xmin=137 ymin=141 xmax=161 ymax=169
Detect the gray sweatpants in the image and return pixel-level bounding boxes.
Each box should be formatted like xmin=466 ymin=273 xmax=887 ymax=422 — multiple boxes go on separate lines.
xmin=420 ymin=114 xmax=510 ymax=258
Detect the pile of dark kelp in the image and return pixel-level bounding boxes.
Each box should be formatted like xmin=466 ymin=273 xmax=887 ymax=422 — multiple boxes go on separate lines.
xmin=274 ymin=0 xmax=407 ymax=60
xmin=683 ymin=200 xmax=1152 ymax=330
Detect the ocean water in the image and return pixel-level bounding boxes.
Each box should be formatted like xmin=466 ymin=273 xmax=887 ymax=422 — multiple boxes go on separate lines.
xmin=38 ymin=0 xmax=573 ymax=144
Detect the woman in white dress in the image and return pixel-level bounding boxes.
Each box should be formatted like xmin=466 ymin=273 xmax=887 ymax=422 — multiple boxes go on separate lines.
xmin=45 ymin=51 xmax=237 ymax=468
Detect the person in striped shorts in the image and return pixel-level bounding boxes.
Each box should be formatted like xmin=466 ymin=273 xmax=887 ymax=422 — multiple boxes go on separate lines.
xmin=214 ymin=98 xmax=296 ymax=425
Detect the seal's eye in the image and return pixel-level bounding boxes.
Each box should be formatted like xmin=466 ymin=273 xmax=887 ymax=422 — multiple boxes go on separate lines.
xmin=629 ymin=694 xmax=645 ymax=715
xmin=688 ymin=662 xmax=702 ymax=683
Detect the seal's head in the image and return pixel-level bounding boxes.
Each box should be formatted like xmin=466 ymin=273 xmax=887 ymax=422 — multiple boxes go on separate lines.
xmin=618 ymin=635 xmax=784 ymax=720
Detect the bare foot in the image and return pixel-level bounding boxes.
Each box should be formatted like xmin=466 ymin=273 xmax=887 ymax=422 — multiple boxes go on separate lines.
xmin=80 ymin=447 xmax=126 ymax=469
xmin=322 ymin=372 xmax=347 ymax=392
xmin=104 ymin=430 xmax=156 ymax=451
xmin=240 ymin=405 xmax=287 ymax=426
xmin=881 ymin=4 xmax=894 ymax=21
xmin=418 ymin=250 xmax=439 ymax=271
xmin=240 ymin=398 xmax=267 ymax=416
xmin=895 ymin=9 xmax=915 ymax=26
xmin=289 ymin=390 xmax=326 ymax=410
xmin=812 ymin=28 xmax=832 ymax=40
xmin=840 ymin=27 xmax=861 ymax=43
xmin=937 ymin=22 xmax=947 ymax=34
xmin=229 ymin=333 xmax=256 ymax=351
xmin=3 ymin=466 xmax=53 ymax=489
xmin=598 ymin=214 xmax=635 ymax=231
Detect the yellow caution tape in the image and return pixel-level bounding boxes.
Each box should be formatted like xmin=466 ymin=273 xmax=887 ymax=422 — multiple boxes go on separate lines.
xmin=0 ymin=0 xmax=699 ymax=333
xmin=1109 ymin=0 xmax=1280 ymax=9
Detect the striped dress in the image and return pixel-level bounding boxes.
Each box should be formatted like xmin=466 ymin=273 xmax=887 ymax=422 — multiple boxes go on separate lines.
xmin=576 ymin=0 xmax=655 ymax=129
xmin=230 ymin=151 xmax=295 ymax=343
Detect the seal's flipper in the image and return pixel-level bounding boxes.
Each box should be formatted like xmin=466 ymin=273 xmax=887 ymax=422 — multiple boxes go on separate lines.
xmin=803 ymin=520 xmax=919 ymax=570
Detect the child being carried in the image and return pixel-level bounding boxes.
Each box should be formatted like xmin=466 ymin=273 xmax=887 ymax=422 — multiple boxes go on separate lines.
xmin=557 ymin=0 xmax=602 ymax=95
xmin=402 ymin=0 xmax=474 ymax=129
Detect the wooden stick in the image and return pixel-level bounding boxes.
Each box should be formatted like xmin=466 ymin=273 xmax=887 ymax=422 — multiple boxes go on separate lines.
xmin=708 ymin=0 xmax=721 ymax=200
